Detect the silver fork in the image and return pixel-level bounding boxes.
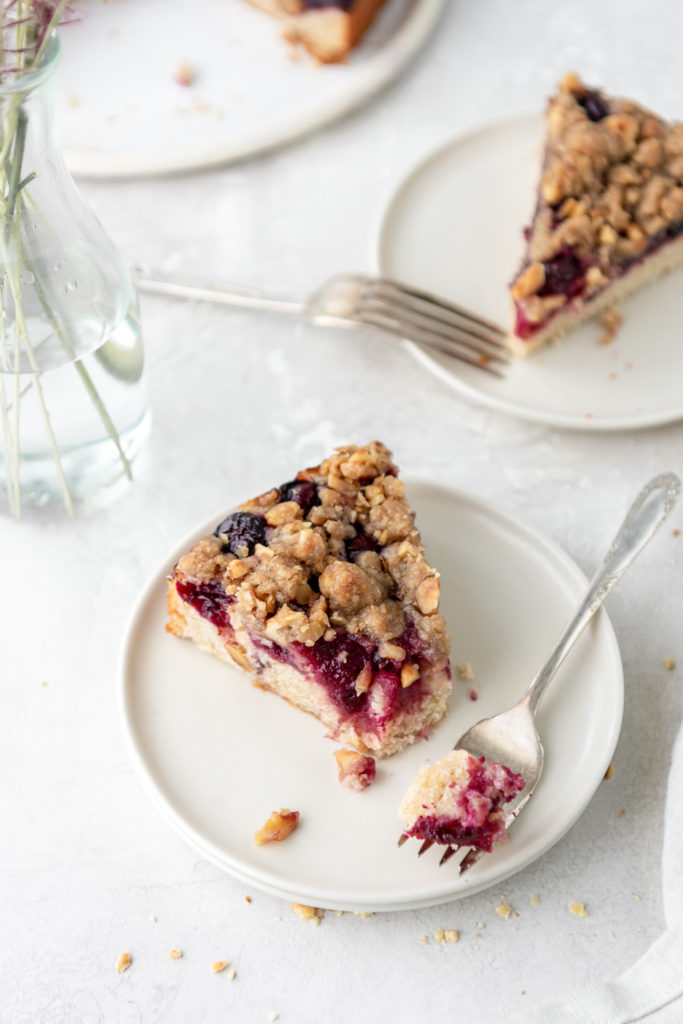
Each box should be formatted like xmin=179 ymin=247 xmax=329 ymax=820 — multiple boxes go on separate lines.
xmin=399 ymin=472 xmax=681 ymax=875
xmin=132 ymin=267 xmax=509 ymax=376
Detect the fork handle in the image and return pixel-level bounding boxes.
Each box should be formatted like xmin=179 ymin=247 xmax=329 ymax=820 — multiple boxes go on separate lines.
xmin=526 ymin=472 xmax=681 ymax=715
xmin=132 ymin=267 xmax=305 ymax=315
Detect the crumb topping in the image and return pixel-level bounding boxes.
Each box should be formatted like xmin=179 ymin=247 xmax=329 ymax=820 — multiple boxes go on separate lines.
xmin=254 ymin=808 xmax=300 ymax=845
xmin=511 ymin=73 xmax=683 ymax=326
xmin=173 ymin=442 xmax=449 ymax=657
xmin=334 ymin=748 xmax=376 ymax=790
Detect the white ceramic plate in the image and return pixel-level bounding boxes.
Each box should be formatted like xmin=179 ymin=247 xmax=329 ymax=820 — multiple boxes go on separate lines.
xmin=58 ymin=0 xmax=444 ymax=178
xmin=119 ymin=480 xmax=623 ymax=911
xmin=375 ymin=113 xmax=683 ymax=431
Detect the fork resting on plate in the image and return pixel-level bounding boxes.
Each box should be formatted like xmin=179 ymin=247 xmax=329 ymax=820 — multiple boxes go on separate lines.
xmin=399 ymin=472 xmax=681 ymax=875
xmin=133 ymin=267 xmax=509 ymax=376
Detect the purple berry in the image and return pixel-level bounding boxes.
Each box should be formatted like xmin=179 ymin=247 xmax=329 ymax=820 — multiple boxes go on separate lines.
xmin=346 ymin=531 xmax=379 ymax=561
xmin=539 ymin=250 xmax=585 ymax=299
xmin=279 ymin=479 xmax=318 ymax=514
xmin=577 ymin=90 xmax=609 ymax=122
xmin=214 ymin=511 xmax=266 ymax=556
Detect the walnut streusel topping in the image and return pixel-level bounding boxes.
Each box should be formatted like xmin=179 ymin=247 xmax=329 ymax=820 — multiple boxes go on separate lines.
xmin=511 ymin=73 xmax=683 ymax=322
xmin=173 ymin=443 xmax=449 ymax=656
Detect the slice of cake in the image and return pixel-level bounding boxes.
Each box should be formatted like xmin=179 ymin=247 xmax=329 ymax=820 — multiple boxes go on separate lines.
xmin=167 ymin=442 xmax=451 ymax=758
xmin=399 ymin=750 xmax=524 ymax=853
xmin=509 ymin=72 xmax=683 ymax=355
xmin=245 ymin=0 xmax=387 ymax=63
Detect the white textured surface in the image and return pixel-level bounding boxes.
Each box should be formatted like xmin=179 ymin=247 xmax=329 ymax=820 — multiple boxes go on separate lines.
xmin=3 ymin=2 xmax=683 ymax=1022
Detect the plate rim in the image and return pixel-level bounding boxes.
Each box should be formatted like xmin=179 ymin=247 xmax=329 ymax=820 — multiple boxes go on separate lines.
xmin=371 ymin=110 xmax=683 ymax=433
xmin=118 ymin=478 xmax=624 ymax=911
xmin=63 ymin=0 xmax=446 ymax=178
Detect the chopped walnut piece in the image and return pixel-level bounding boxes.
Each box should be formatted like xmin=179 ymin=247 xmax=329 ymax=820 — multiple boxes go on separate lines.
xmin=116 ymin=952 xmax=131 ymax=974
xmin=569 ymin=902 xmax=588 ymax=917
xmin=335 ymin=748 xmax=376 ymax=791
xmin=212 ymin=960 xmax=230 ymax=973
xmin=511 ymin=262 xmax=546 ymax=299
xmin=170 ymin=949 xmax=183 ymax=960
xmin=495 ymin=901 xmax=513 ymax=919
xmin=400 ymin=663 xmax=421 ymax=688
xmin=415 ymin=576 xmax=440 ymax=615
xmin=254 ymin=809 xmax=300 ymax=846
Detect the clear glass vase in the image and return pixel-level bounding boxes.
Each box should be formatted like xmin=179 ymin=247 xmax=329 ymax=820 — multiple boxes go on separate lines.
xmin=0 ymin=34 xmax=150 ymax=518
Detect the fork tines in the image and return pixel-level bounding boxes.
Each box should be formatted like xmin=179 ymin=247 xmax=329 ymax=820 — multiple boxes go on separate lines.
xmin=397 ymin=833 xmax=482 ymax=875
xmin=354 ymin=276 xmax=509 ymax=377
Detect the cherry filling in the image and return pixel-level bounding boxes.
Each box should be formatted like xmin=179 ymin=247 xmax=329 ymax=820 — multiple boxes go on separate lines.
xmin=405 ymin=760 xmax=525 ymax=853
xmin=514 ymin=249 xmax=588 ymax=339
xmin=175 ymin=579 xmax=234 ymax=632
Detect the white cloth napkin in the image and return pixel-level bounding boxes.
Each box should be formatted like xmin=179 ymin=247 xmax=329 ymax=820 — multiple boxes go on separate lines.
xmin=515 ymin=722 xmax=683 ymax=1024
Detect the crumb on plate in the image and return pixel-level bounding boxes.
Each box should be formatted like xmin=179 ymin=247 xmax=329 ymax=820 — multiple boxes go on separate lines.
xmin=334 ymin=748 xmax=376 ymax=791
xmin=254 ymin=809 xmax=299 ymax=845
xmin=458 ymin=662 xmax=475 ymax=681
xmin=600 ymin=307 xmax=623 ymax=345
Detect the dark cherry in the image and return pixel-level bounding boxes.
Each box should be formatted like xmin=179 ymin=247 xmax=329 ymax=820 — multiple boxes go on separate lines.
xmin=175 ymin=579 xmax=233 ymax=631
xmin=213 ymin=511 xmax=266 ymax=556
xmin=577 ymin=89 xmax=609 ymax=122
xmin=539 ymin=250 xmax=585 ymax=299
xmin=408 ymin=814 xmax=501 ymax=853
xmin=346 ymin=531 xmax=379 ymax=561
xmin=279 ymin=479 xmax=318 ymax=514
xmin=301 ymin=0 xmax=353 ymax=8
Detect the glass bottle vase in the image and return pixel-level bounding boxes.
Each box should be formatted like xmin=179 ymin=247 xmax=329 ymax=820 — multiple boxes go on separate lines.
xmin=0 ymin=34 xmax=150 ymax=518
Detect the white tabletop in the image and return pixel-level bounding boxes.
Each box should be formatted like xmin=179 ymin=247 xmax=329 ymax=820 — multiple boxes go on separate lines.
xmin=4 ymin=2 xmax=683 ymax=1021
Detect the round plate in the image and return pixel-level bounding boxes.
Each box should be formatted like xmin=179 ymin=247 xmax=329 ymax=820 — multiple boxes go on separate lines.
xmin=375 ymin=113 xmax=683 ymax=431
xmin=58 ymin=0 xmax=444 ymax=178
xmin=119 ymin=480 xmax=623 ymax=911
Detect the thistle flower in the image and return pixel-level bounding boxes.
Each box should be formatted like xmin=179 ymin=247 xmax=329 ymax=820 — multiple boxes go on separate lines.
xmin=0 ymin=0 xmax=77 ymax=80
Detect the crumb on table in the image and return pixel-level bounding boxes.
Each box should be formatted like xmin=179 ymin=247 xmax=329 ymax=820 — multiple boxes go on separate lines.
xmin=604 ymin=763 xmax=615 ymax=780
xmin=529 ymin=894 xmax=540 ymax=907
xmin=662 ymin=658 xmax=676 ymax=671
xmin=169 ymin=948 xmax=182 ymax=960
xmin=495 ymin=901 xmax=513 ymax=919
xmin=211 ymin=960 xmax=230 ymax=973
xmin=174 ymin=60 xmax=195 ymax=87
xmin=254 ymin=808 xmax=300 ymax=845
xmin=116 ymin=952 xmax=131 ymax=974
xmin=569 ymin=902 xmax=588 ymax=917
xmin=291 ymin=903 xmax=323 ymax=924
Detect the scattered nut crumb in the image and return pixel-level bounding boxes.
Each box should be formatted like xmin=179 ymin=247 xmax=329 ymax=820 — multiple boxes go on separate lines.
xmin=354 ymin=911 xmax=373 ymax=917
xmin=458 ymin=662 xmax=475 ymax=681
xmin=41 ymin=681 xmax=47 ymax=687
xmin=569 ymin=902 xmax=588 ymax=917
xmin=116 ymin=952 xmax=131 ymax=974
xmin=662 ymin=658 xmax=676 ymax=671
xmin=605 ymin=763 xmax=616 ymax=780
xmin=334 ymin=748 xmax=376 ymax=791
xmin=496 ymin=901 xmax=513 ymax=919
xmin=530 ymin=894 xmax=540 ymax=907
xmin=212 ymin=960 xmax=230 ymax=973
xmin=228 ymin=968 xmax=237 ymax=980
xmin=673 ymin=529 xmax=681 ymax=537
xmin=67 ymin=95 xmax=80 ymax=108
xmin=244 ymin=895 xmax=252 ymax=903
xmin=434 ymin=929 xmax=445 ymax=942
xmin=169 ymin=949 xmax=182 ymax=960
xmin=468 ymin=686 xmax=479 ymax=701
xmin=174 ymin=61 xmax=195 ymax=86
xmin=419 ymin=935 xmax=428 ymax=944
xmin=600 ymin=308 xmax=623 ymax=345
xmin=443 ymin=929 xmax=459 ymax=943
xmin=149 ymin=915 xmax=157 ymax=922
xmin=634 ymin=894 xmax=642 ymax=901
xmin=269 ymin=1014 xmax=279 ymax=1023
xmin=254 ymin=809 xmax=300 ymax=845
xmin=619 ymin=808 xmax=626 ymax=816
xmin=291 ymin=903 xmax=323 ymax=924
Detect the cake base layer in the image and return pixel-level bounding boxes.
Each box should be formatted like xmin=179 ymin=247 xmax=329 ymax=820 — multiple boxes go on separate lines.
xmin=245 ymin=0 xmax=386 ymax=62
xmin=167 ymin=582 xmax=450 ymax=758
xmin=509 ymin=219 xmax=683 ymax=357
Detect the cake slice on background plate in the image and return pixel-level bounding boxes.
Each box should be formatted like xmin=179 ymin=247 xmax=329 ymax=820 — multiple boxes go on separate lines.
xmin=167 ymin=441 xmax=452 ymax=758
xmin=509 ymin=72 xmax=683 ymax=355
xmin=244 ymin=0 xmax=387 ymax=63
